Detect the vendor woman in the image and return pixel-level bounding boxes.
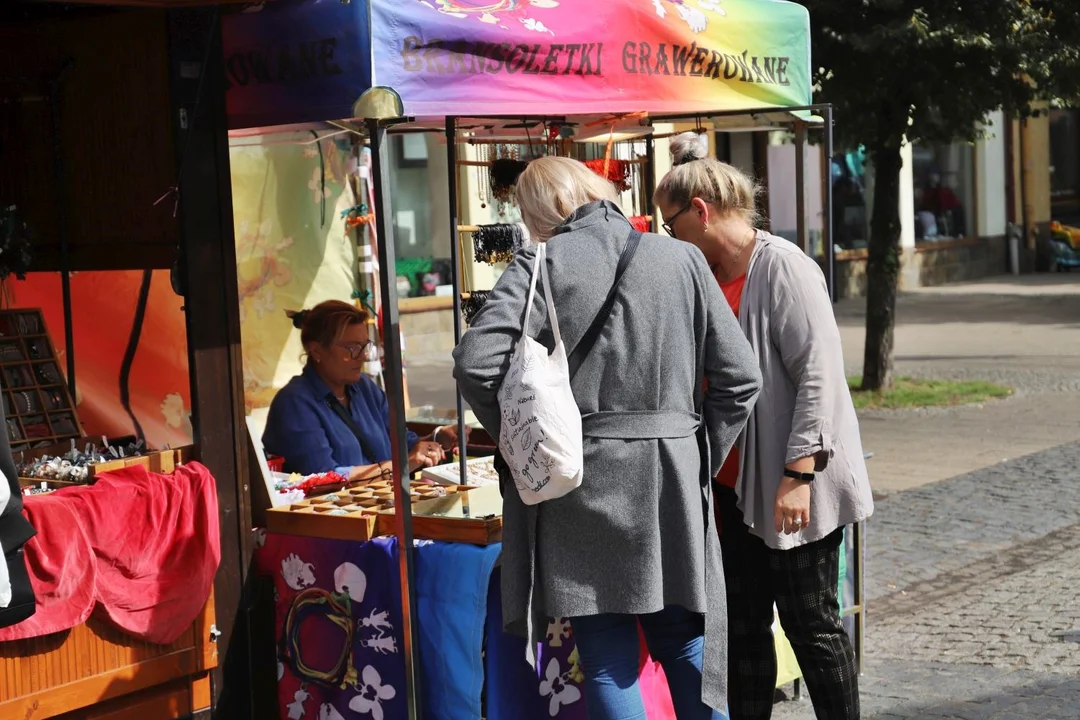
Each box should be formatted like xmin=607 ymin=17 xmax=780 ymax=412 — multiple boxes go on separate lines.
xmin=263 ymin=300 xmax=459 ymax=479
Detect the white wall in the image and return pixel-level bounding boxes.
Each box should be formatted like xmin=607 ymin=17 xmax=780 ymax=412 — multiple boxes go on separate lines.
xmin=900 ymin=141 xmax=916 ymax=248
xmin=976 ymin=111 xmax=1008 ymax=238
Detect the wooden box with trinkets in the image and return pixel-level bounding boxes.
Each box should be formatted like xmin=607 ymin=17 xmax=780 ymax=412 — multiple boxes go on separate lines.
xmin=16 ymin=437 xmax=194 ymax=493
xmin=0 ymin=308 xmax=83 ymax=452
xmin=265 ymin=479 xmax=477 ymax=543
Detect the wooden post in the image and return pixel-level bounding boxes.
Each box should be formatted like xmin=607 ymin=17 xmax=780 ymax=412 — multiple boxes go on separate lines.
xmin=166 ymin=8 xmax=253 ymax=716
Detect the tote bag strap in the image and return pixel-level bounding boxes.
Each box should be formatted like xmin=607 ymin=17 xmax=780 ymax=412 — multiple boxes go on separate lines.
xmin=567 ymin=228 xmax=642 ymax=377
xmin=521 ymin=242 xmax=563 ymax=347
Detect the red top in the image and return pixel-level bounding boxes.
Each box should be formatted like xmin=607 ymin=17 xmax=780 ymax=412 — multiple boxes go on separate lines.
xmin=714 ymin=273 xmax=746 ymax=489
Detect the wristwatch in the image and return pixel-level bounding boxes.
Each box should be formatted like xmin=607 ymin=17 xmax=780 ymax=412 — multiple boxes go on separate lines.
xmin=783 ymin=468 xmax=815 ymax=482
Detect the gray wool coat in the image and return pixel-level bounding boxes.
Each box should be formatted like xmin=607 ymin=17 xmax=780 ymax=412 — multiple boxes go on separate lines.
xmin=452 ymin=201 xmax=762 ymax=709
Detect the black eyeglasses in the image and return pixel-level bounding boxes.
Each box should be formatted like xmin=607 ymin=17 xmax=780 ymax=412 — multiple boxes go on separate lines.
xmin=662 ymin=204 xmax=692 ymax=237
xmin=337 ymin=340 xmax=374 ymax=360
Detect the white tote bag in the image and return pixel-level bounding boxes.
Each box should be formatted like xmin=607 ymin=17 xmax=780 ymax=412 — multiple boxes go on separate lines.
xmin=496 ymin=242 xmax=583 ymax=505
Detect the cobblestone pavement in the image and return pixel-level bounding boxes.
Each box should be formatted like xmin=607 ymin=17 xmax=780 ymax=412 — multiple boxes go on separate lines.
xmin=865 ymin=442 xmax=1080 ymax=604
xmin=774 ymin=658 xmax=1080 ymax=719
xmin=771 ymin=440 xmax=1080 ymax=719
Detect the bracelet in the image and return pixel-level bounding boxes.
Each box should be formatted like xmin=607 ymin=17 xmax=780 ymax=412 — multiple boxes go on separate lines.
xmin=783 ymin=468 xmax=815 ymax=482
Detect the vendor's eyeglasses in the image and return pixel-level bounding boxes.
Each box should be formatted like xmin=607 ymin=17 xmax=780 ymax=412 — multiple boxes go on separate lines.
xmin=338 ymin=340 xmax=374 ymax=360
xmin=662 ymin=204 xmax=692 ymax=237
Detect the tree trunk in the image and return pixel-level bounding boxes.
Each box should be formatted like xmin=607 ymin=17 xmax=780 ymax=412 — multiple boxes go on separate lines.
xmin=862 ymin=141 xmax=904 ymax=391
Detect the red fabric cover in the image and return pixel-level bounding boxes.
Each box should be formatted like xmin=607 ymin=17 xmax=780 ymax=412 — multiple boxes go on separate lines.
xmin=0 ymin=461 xmax=220 ymax=644
xmin=0 ymin=495 xmax=97 ymax=640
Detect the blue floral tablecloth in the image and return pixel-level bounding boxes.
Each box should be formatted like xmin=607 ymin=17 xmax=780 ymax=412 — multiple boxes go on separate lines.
xmin=254 ymin=532 xmax=621 ymax=720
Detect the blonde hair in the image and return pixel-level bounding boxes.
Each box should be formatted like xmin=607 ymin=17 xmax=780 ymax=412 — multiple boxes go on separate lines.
xmin=669 ymin=131 xmax=709 ymax=166
xmin=654 ymin=156 xmax=761 ymax=224
xmin=515 ymin=156 xmax=620 ymax=241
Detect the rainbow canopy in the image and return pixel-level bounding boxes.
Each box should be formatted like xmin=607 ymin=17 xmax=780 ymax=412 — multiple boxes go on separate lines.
xmin=224 ymin=0 xmax=811 ymax=130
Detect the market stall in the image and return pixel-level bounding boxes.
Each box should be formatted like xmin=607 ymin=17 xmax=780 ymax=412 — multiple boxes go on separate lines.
xmin=225 ymin=0 xmax=862 ymax=718
xmin=0 ymin=6 xmax=244 ymax=717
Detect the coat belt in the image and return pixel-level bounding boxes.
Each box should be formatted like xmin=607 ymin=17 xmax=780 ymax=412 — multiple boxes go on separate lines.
xmin=580 ymin=410 xmax=701 ymax=440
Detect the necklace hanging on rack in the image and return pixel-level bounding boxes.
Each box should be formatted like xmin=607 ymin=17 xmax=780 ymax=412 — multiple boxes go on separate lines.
xmin=478 ymin=144 xmax=490 ymax=210
xmin=461 ymin=291 xmax=491 ymax=326
xmin=472 ymin=223 xmax=523 ymax=264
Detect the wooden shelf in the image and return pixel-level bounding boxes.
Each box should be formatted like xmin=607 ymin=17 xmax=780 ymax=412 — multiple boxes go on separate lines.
xmin=0 ymin=309 xmax=82 ymax=448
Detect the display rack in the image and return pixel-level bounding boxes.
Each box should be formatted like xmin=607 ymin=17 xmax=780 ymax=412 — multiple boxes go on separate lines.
xmin=452 ymin=136 xmax=655 ymax=326
xmin=0 ymin=308 xmax=82 ymax=453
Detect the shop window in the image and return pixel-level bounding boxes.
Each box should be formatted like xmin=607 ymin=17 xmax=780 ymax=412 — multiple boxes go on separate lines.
xmin=911 ymin=142 xmax=976 ymax=241
xmin=1050 ymin=108 xmax=1079 ymax=203
xmin=830 ymin=147 xmax=872 ymax=250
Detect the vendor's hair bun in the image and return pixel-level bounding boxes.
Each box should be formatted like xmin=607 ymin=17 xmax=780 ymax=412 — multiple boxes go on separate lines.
xmin=285 ymin=309 xmax=309 ymax=330
xmin=670 ymin=132 xmax=709 ymax=166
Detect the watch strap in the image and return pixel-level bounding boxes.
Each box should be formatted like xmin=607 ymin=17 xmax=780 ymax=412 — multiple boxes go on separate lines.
xmin=783 ymin=468 xmax=815 ymax=482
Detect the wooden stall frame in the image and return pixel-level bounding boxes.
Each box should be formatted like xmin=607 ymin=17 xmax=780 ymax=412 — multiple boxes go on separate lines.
xmin=167 ymin=6 xmax=253 ymax=717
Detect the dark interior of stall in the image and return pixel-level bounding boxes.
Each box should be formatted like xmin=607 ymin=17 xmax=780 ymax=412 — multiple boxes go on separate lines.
xmin=0 ymin=3 xmax=258 ymax=717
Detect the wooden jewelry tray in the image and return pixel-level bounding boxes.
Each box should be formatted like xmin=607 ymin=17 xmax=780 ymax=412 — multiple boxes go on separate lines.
xmin=265 ymin=479 xmax=475 ymax=542
xmin=380 ymin=484 xmax=503 ymax=545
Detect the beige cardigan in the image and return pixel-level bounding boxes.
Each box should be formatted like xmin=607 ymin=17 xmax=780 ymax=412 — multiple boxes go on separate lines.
xmin=734 ymin=231 xmax=874 ymax=550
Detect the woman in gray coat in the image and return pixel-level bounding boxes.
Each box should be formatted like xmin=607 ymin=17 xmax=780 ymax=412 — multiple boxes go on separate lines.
xmin=453 ymin=156 xmax=762 ymax=720
xmin=655 ymin=137 xmax=875 ymax=720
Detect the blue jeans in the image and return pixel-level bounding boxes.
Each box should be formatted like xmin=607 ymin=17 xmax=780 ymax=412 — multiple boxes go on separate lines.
xmin=570 ymin=605 xmax=726 ymax=720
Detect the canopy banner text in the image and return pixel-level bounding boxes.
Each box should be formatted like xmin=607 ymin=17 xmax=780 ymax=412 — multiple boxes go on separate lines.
xmin=372 ymin=0 xmax=811 ymax=117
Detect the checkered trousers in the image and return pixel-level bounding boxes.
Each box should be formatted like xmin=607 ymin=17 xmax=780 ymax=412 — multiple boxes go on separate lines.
xmin=716 ymin=487 xmax=860 ymax=720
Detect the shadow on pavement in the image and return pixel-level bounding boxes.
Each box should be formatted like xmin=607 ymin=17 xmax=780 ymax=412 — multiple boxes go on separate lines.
xmin=834 ymin=290 xmax=1080 ymax=329
xmin=863 ymin=671 xmax=1080 ymax=720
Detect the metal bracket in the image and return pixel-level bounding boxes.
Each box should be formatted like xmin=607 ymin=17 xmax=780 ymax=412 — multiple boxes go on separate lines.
xmin=209 ymin=624 xmax=222 ymax=643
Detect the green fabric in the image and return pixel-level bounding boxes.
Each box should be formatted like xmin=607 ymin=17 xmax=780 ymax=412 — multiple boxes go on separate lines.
xmin=396 ymin=257 xmax=434 ymax=277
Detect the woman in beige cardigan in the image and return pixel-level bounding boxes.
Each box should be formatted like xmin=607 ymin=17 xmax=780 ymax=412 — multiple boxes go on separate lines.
xmin=654 ymin=134 xmax=874 ymax=720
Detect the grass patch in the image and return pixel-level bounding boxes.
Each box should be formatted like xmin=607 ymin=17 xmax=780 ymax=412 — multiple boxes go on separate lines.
xmin=847 ymin=376 xmax=1013 ymax=410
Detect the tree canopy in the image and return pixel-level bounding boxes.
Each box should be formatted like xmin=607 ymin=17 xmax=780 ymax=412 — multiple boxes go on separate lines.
xmin=799 ymin=0 xmax=1080 ymax=151
xmin=794 ymin=0 xmax=1080 ymax=390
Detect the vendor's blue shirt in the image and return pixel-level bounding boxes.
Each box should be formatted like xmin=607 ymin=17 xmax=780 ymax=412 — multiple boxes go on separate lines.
xmin=263 ymin=364 xmax=419 ymax=476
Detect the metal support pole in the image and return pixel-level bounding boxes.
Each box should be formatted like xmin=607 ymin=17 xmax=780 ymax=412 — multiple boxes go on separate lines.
xmin=794 ymin=121 xmax=808 ymax=255
xmin=854 ymin=520 xmax=866 ymax=675
xmin=446 ymin=117 xmax=469 ymax=481
xmin=644 ymin=135 xmax=657 ymax=233
xmin=48 ymin=62 xmax=76 ymax=398
xmin=367 ymin=120 xmax=422 ymax=720
xmin=823 ymin=105 xmax=836 ymax=302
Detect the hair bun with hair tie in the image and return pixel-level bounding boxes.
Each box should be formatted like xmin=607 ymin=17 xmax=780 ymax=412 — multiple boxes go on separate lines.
xmin=670 ymin=131 xmax=709 ymax=167
xmin=285 ymin=309 xmax=309 ymax=329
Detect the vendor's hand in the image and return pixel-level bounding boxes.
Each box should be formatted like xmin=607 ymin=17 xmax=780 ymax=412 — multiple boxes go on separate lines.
xmin=774 ymin=476 xmax=811 ymax=535
xmin=409 ymin=441 xmax=445 ymax=471
xmin=435 ymin=424 xmax=470 ymax=451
